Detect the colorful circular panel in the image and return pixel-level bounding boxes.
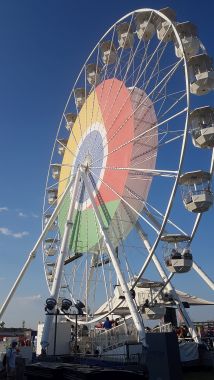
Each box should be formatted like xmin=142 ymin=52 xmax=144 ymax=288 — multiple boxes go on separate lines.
xmin=58 ymin=79 xmax=157 ymax=252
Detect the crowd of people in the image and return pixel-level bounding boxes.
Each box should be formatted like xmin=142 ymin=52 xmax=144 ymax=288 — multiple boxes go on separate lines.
xmin=174 ymin=325 xmax=190 ymax=339
xmin=95 ymin=317 xmax=120 ymax=330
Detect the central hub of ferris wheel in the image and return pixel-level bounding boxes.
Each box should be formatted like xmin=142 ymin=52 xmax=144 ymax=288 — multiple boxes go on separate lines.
xmin=83 ymin=153 xmax=93 ymax=170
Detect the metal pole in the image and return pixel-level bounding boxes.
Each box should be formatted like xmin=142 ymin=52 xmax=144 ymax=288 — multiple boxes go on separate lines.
xmin=82 ymin=169 xmax=147 ymax=346
xmin=75 ymin=314 xmax=78 ymax=352
xmin=53 ymin=311 xmax=58 ymax=356
xmin=41 ymin=169 xmax=82 ymax=349
xmin=0 ymin=175 xmax=75 ymax=320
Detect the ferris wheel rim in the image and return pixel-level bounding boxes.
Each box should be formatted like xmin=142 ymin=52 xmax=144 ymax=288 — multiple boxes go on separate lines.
xmin=43 ymin=6 xmax=191 ymax=300
xmin=41 ymin=7 xmax=214 ymax=326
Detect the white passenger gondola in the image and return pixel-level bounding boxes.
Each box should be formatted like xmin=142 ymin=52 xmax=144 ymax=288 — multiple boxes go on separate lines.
xmin=179 ymin=171 xmax=213 ymax=213
xmin=46 ymin=262 xmax=55 ymax=268
xmin=155 ymin=7 xmax=176 ymax=42
xmin=100 ymin=41 xmax=117 ymax=64
xmin=189 ymin=106 xmax=214 ymax=148
xmin=44 ymin=238 xmax=58 ymax=256
xmin=51 ymin=164 xmax=61 ymax=180
xmin=47 ymin=273 xmax=54 ymax=282
xmin=74 ymin=88 xmax=87 ymax=109
xmin=135 ymin=11 xmax=155 ymax=41
xmin=57 ymin=138 xmax=68 ymax=156
xmin=188 ymin=54 xmax=214 ymax=95
xmin=61 ymin=283 xmax=68 ymax=289
xmin=116 ymin=22 xmax=134 ymax=49
xmin=86 ymin=64 xmax=101 ymax=86
xmin=47 ymin=189 xmax=58 ymax=205
xmin=136 ymin=280 xmax=166 ymax=320
xmin=64 ymin=113 xmax=76 ymax=131
xmin=44 ymin=214 xmax=58 ymax=230
xmin=174 ymin=22 xmax=200 ymax=58
xmin=161 ymin=234 xmax=192 ymax=273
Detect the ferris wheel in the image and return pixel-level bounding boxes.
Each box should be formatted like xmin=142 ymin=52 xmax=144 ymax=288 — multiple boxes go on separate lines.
xmin=40 ymin=7 xmax=214 ymax=345
xmin=1 ymin=7 xmax=213 ymax=349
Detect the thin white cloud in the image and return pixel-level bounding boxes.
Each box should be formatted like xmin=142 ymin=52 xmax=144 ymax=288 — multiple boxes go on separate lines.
xmin=13 ymin=231 xmax=29 ymax=238
xmin=16 ymin=210 xmax=39 ymax=218
xmin=0 ymin=207 xmax=8 ymax=212
xmin=32 ymin=213 xmax=39 ymax=218
xmin=18 ymin=212 xmax=27 ymax=217
xmin=16 ymin=294 xmax=42 ymax=301
xmin=0 ymin=227 xmax=29 ymax=239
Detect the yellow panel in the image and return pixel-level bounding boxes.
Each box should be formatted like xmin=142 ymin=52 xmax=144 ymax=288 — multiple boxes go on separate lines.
xmin=58 ymin=90 xmax=104 ymax=199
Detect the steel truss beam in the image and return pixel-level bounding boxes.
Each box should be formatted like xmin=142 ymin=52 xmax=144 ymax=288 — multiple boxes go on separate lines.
xmin=82 ymin=169 xmax=147 ymax=346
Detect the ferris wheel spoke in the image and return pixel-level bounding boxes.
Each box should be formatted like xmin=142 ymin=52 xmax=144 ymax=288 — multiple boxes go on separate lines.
xmin=43 ymin=184 xmax=71 ymax=216
xmin=120 ymin=241 xmax=134 ymax=284
xmin=99 ymin=25 xmax=143 ymax=127
xmin=153 ymin=88 xmax=186 ymax=112
xmin=125 ymin=39 xmax=151 ymax=86
xmin=143 ymin=57 xmax=184 ymax=107
xmin=90 ymin=24 xmax=169 ymax=155
xmin=91 ymin=44 xmax=184 ymax=166
xmin=143 ymin=42 xmax=168 ymax=92
xmin=89 ymin=168 xmax=160 ymax=234
xmin=139 ymin=200 xmax=189 ymax=236
xmin=130 ymin=130 xmax=179 ymax=166
xmin=139 ymin=62 xmax=186 ymax=126
xmin=130 ymin=130 xmax=184 ymax=170
xmin=81 ymin=46 xmax=103 ymax=164
xmin=158 ymin=92 xmax=187 ymax=120
xmin=93 ymin=57 xmax=184 ymax=159
xmin=84 ymin=25 xmax=118 ymax=155
xmin=91 ymin=106 xmax=187 ymax=167
xmin=91 ymin=166 xmax=178 ymax=178
xmin=93 ymin=21 xmax=132 ymax=134
xmin=124 ymin=185 xmax=189 ymax=238
xmin=85 ymin=48 xmax=103 ymax=160
xmin=92 ymin=44 xmax=173 ymax=156
xmin=56 ymin=138 xmax=81 ymax=164
xmin=92 ymin=208 xmax=113 ymax=312
xmin=94 ymin=25 xmax=175 ymax=153
xmin=46 ymin=174 xmax=72 ymax=191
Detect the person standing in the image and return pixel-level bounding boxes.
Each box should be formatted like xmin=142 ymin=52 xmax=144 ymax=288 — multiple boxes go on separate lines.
xmin=6 ymin=341 xmax=18 ymax=379
xmin=103 ymin=317 xmax=112 ymax=330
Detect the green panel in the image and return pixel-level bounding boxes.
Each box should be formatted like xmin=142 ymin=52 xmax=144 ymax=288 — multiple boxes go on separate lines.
xmin=58 ymin=195 xmax=120 ymax=252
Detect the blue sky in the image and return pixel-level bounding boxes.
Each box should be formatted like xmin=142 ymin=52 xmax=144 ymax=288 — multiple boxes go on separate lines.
xmin=0 ymin=0 xmax=214 ymax=329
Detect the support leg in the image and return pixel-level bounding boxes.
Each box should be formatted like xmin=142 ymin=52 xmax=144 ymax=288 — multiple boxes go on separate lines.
xmin=192 ymin=261 xmax=214 ymax=291
xmin=0 ymin=175 xmax=75 ymax=321
xmin=41 ymin=170 xmax=82 ymax=349
xmin=82 ymin=170 xmax=147 ymax=346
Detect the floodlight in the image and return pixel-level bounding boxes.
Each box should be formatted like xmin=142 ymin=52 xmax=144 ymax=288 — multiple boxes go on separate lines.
xmin=45 ymin=298 xmax=57 ymax=311
xmin=61 ymin=298 xmax=72 ymax=311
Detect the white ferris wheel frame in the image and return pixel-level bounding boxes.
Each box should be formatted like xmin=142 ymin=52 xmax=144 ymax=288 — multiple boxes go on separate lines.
xmin=0 ymin=9 xmax=213 ymax=349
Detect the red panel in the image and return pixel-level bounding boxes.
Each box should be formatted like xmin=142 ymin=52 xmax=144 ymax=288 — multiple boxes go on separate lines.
xmin=95 ymin=79 xmax=134 ymax=203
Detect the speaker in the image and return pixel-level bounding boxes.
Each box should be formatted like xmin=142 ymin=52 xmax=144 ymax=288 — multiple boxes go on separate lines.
xmin=146 ymin=332 xmax=183 ymax=380
xmin=164 ymin=307 xmax=178 ymax=327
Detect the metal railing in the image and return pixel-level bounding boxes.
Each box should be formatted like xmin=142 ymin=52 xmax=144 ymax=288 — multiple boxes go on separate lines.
xmin=91 ymin=320 xmax=138 ymax=352
xmin=152 ymin=322 xmax=173 ymax=333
